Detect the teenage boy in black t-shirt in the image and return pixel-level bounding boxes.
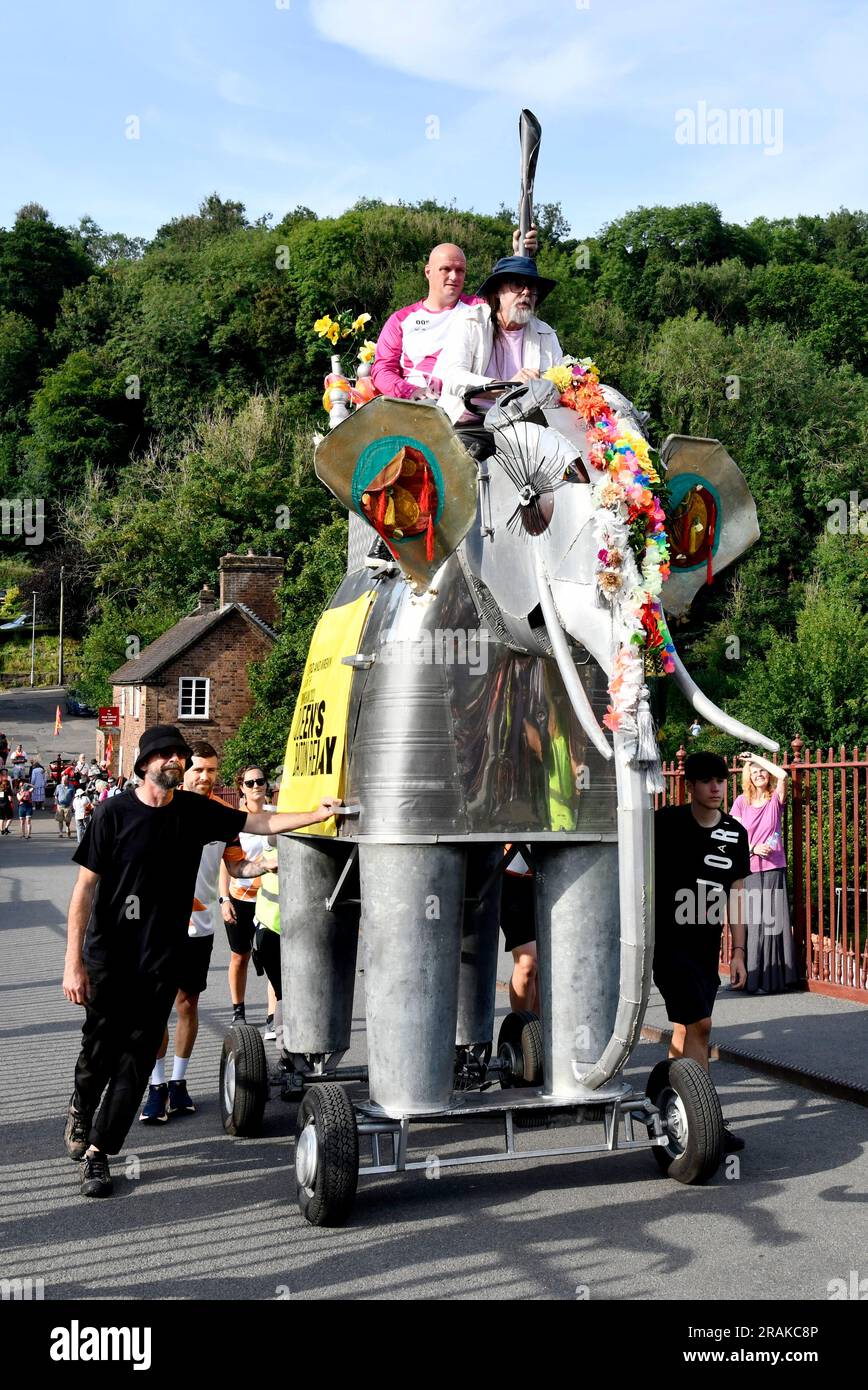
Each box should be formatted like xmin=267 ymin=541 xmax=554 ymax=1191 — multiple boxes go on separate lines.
xmin=653 ymin=751 xmax=750 ymax=1153
xmin=62 ymin=723 xmax=342 ymax=1198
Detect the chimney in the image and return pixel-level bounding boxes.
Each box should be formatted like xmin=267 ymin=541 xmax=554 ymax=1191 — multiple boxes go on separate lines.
xmin=219 ymin=551 xmax=284 ymax=628
xmin=196 ymin=584 xmax=217 ymax=612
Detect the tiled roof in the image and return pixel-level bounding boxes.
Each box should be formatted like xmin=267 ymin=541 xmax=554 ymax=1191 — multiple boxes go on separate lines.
xmin=108 ymin=604 xmax=276 ymax=684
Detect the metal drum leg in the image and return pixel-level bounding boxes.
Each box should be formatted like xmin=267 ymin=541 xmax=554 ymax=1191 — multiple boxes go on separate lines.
xmin=359 ymin=843 xmax=466 ymax=1114
xmin=534 ymin=843 xmax=620 ymax=1098
xmin=278 ymin=836 xmax=360 ymax=1056
xmin=455 ymin=845 xmax=502 ymax=1049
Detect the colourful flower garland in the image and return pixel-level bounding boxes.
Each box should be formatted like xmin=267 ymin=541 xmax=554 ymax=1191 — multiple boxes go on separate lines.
xmin=544 ymin=358 xmax=675 ymax=734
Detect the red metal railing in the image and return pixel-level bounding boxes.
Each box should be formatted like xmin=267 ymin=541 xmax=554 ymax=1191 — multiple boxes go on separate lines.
xmin=657 ymin=739 xmax=868 ymax=1002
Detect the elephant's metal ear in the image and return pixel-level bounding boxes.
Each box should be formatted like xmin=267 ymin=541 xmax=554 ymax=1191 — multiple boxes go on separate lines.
xmin=314 ymin=397 xmax=478 ymax=594
xmin=660 ymin=434 xmax=760 ymax=618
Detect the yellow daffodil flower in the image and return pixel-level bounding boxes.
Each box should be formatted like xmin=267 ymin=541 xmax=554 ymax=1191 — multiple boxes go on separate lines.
xmin=358 ymin=340 xmax=376 ymax=364
xmin=351 ymin=313 xmax=371 ymax=333
xmin=314 ymin=315 xmax=333 ymax=337
xmin=327 ymin=321 xmax=341 ymax=345
xmin=543 ymin=365 xmax=573 ymax=392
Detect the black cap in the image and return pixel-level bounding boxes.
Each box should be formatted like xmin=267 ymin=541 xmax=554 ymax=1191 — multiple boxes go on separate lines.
xmin=134 ymin=724 xmax=194 ymax=778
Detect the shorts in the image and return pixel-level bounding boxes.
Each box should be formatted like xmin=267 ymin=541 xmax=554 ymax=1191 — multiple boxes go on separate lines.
xmin=56 ymin=807 xmax=73 ymax=827
xmin=501 ymin=873 xmax=536 ymax=953
xmin=17 ymin=804 xmax=32 ymax=819
xmin=177 ymin=933 xmax=214 ymax=996
xmin=225 ymin=896 xmax=256 ymax=954
xmin=652 ymin=932 xmax=722 ymax=1026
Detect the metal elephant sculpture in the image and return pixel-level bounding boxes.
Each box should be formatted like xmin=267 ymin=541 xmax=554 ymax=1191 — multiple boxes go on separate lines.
xmin=275 ymin=383 xmax=777 ymax=1121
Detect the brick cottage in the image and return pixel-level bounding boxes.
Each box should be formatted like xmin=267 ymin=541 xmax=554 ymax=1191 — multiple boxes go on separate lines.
xmin=102 ymin=552 xmax=283 ymax=779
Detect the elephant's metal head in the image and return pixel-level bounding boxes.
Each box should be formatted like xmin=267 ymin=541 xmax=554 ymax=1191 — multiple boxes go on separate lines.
xmin=314 ymin=390 xmax=778 ymax=763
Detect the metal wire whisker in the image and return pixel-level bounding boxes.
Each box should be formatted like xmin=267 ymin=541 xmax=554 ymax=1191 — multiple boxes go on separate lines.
xmin=490 ymin=416 xmax=571 ymax=538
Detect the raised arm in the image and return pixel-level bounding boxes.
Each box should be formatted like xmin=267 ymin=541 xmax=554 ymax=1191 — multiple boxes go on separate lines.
xmin=738 ymin=751 xmax=788 ymax=802
xmin=63 ymin=866 xmax=99 ymax=1005
xmin=242 ymin=798 xmax=343 ymax=838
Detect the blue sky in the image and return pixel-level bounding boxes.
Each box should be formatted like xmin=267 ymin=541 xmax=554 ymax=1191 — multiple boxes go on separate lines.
xmin=1 ymin=0 xmax=866 ymax=240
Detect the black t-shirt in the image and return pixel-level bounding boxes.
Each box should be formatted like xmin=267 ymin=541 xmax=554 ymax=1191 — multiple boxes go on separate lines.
xmin=655 ymin=804 xmax=750 ymax=942
xmin=73 ymin=789 xmax=247 ymax=977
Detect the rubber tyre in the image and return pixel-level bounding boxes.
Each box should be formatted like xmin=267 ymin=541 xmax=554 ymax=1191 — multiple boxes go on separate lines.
xmin=646 ymin=1058 xmax=724 ymax=1184
xmin=295 ymin=1084 xmax=359 ymax=1227
xmin=497 ymin=1011 xmax=543 ymax=1088
xmin=219 ymin=1023 xmax=269 ymax=1137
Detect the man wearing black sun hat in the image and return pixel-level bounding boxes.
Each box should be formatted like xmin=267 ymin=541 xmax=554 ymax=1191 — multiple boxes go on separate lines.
xmin=436 ymin=252 xmax=565 ymax=459
xmin=61 ymin=723 xmax=343 ymax=1198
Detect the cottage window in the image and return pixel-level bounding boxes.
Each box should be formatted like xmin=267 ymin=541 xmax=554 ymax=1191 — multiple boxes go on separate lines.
xmin=133 ymin=686 xmax=141 ymax=720
xmin=178 ymin=677 xmax=210 ymax=720
xmin=119 ymin=688 xmax=125 ymax=716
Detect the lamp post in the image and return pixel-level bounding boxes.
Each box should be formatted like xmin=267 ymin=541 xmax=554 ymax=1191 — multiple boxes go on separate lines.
xmin=29 ymin=591 xmax=37 ymax=688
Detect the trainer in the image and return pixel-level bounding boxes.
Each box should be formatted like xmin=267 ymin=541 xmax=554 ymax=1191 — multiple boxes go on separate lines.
xmin=62 ymin=723 xmax=341 ymax=1197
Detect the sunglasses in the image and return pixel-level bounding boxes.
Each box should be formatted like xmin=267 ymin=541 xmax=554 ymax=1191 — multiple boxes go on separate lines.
xmin=243 ymin=777 xmax=266 ymax=788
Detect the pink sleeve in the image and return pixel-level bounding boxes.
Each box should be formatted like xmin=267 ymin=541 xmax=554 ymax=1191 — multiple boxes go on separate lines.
xmin=371 ymin=309 xmax=418 ymax=400
xmin=730 ymin=795 xmax=745 ymax=823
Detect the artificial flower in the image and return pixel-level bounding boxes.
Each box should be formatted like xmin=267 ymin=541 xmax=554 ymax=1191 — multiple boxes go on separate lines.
xmin=314 ymin=315 xmax=333 ymax=337
xmin=358 ymin=339 xmax=376 ymax=364
xmin=327 ymin=321 xmax=341 ymax=345
xmin=351 ymin=313 xmax=372 ymax=333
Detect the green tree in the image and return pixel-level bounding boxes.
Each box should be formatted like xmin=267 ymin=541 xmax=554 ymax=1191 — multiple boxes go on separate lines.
xmin=0 ymin=310 xmax=40 ymax=428
xmin=0 ymin=206 xmax=92 ymax=330
xmin=20 ymin=349 xmax=140 ymax=502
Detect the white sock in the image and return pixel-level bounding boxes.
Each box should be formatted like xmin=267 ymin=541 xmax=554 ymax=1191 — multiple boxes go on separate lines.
xmin=151 ymin=1058 xmax=165 ymax=1086
xmin=171 ymin=1056 xmax=189 ymax=1082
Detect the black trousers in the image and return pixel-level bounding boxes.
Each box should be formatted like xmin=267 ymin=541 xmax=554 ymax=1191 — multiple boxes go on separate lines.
xmin=73 ymin=968 xmax=177 ymax=1154
xmin=254 ymin=925 xmax=282 ymax=1001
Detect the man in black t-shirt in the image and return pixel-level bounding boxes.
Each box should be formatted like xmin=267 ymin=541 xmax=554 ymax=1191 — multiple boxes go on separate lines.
xmin=62 ymin=723 xmax=342 ymax=1198
xmin=653 ymin=751 xmax=750 ymax=1153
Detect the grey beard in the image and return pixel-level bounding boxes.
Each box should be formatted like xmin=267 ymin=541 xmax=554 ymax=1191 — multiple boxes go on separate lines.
xmin=508 ymin=304 xmax=534 ymax=326
xmin=153 ymin=766 xmax=183 ymax=790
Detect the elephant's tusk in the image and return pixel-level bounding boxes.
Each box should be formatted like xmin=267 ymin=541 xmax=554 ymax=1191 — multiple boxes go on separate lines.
xmin=534 ymin=556 xmax=613 ymax=761
xmin=670 ymin=646 xmax=779 ymax=752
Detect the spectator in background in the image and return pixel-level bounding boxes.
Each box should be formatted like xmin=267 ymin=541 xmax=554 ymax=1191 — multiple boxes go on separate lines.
xmin=10 ymin=745 xmax=28 ymax=786
xmin=0 ymin=772 xmax=15 ymax=835
xmin=218 ymin=766 xmax=274 ymax=1024
xmin=140 ymin=741 xmax=253 ymax=1123
xmin=730 ymin=752 xmax=799 ymax=994
xmin=30 ymin=759 xmax=46 ymax=812
xmin=72 ymin=784 xmax=93 ymax=844
xmin=55 ymin=773 xmax=75 ymax=838
xmin=17 ymin=782 xmax=33 ymax=839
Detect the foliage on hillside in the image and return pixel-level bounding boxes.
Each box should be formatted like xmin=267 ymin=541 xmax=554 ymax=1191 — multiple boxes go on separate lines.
xmin=1 ymin=193 xmax=866 ymax=767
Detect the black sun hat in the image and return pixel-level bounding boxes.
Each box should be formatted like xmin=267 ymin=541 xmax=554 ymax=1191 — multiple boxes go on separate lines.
xmin=476 ymin=254 xmax=557 ymax=304
xmin=134 ymin=724 xmax=194 ymax=778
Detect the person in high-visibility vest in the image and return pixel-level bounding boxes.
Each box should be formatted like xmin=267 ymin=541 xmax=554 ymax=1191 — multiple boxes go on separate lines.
xmin=253 ymin=847 xmax=281 ymax=1041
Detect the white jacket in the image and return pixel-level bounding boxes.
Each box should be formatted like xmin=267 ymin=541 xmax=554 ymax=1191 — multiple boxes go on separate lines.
xmin=437 ymin=303 xmax=564 ymax=423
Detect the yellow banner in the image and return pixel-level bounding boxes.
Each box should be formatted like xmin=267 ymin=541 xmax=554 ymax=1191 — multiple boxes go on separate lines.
xmin=277 ymin=591 xmax=374 ymax=835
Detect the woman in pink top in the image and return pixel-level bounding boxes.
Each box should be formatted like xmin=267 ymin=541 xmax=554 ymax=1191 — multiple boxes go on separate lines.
xmin=730 ymin=753 xmax=800 ymax=993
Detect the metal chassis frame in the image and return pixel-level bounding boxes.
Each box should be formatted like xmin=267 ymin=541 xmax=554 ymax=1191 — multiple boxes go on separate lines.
xmin=351 ymin=1088 xmax=670 ymax=1177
